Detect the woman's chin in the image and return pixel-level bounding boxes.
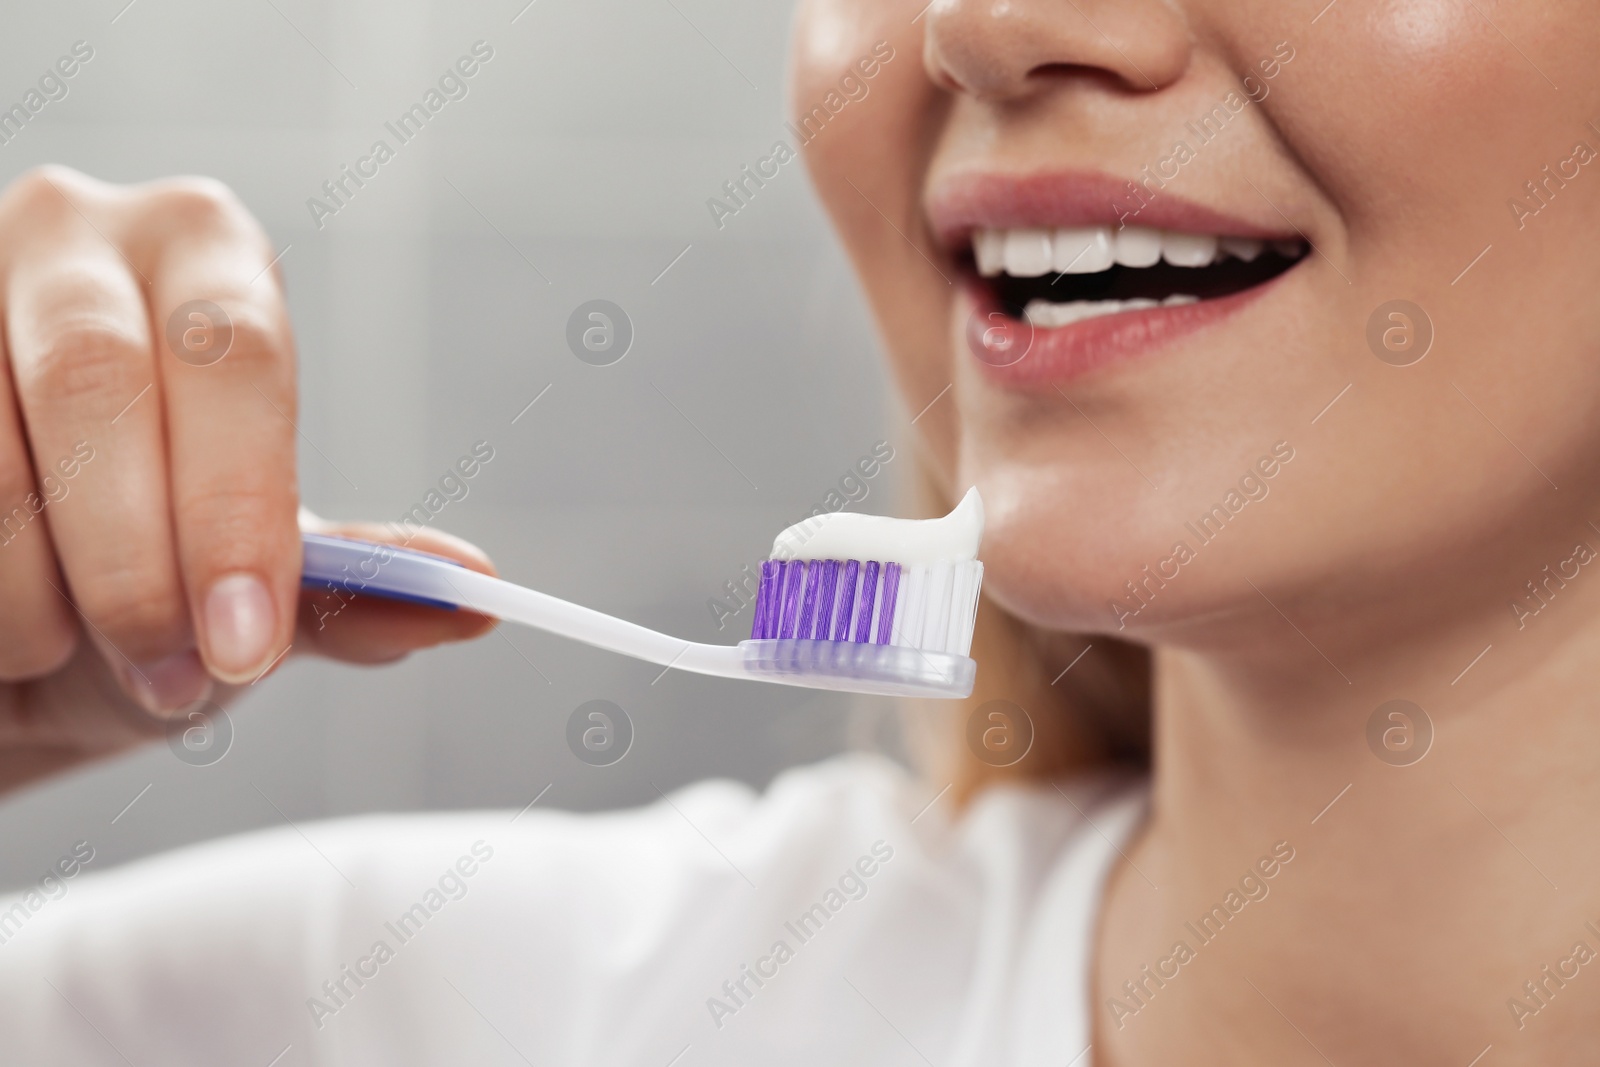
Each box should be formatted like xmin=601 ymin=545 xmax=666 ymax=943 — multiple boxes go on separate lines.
xmin=976 ymin=523 xmax=1147 ymax=637
xmin=962 ymin=460 xmax=1182 ymax=635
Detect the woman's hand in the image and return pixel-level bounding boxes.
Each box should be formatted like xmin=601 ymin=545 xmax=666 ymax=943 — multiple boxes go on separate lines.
xmin=0 ymin=166 xmax=494 ymax=796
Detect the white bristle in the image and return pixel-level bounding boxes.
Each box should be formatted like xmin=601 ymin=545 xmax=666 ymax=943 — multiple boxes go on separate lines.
xmin=948 ymin=563 xmax=970 ymax=654
xmin=940 ymin=565 xmax=962 ymax=655
xmin=896 ymin=566 xmax=926 ymax=648
xmin=924 ymin=562 xmax=953 ymax=652
xmin=888 ymin=571 xmax=907 ymax=644
xmin=891 ymin=561 xmax=982 ymax=656
xmin=952 ymin=562 xmax=982 ymax=654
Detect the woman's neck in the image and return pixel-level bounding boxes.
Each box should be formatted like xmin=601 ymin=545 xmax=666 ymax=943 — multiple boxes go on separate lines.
xmin=1094 ymin=570 xmax=1600 ymax=1065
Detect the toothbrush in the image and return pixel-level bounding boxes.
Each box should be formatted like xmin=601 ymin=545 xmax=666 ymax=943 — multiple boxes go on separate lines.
xmin=299 ymin=491 xmax=985 ymax=699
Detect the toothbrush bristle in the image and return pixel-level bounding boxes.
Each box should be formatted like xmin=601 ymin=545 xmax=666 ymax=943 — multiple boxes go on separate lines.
xmin=750 ymin=556 xmax=983 ymax=656
xmin=815 ymin=561 xmax=839 ymax=640
xmin=875 ymin=564 xmax=901 ymax=646
xmin=834 ymin=561 xmax=859 ymax=643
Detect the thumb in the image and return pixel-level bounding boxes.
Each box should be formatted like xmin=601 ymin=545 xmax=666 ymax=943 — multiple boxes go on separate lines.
xmin=292 ymin=509 xmax=499 ymax=667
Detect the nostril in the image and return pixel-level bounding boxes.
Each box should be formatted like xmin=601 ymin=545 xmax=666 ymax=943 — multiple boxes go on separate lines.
xmin=1025 ymin=61 xmax=1150 ymax=93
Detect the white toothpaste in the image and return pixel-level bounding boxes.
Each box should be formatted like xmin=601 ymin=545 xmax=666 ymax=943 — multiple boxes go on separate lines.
xmin=770 ymin=487 xmax=983 ymax=565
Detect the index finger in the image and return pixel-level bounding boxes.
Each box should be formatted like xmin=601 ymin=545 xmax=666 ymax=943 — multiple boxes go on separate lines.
xmin=142 ymin=180 xmax=300 ymax=685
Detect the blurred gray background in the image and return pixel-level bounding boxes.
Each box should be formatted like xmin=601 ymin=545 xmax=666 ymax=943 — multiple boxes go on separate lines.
xmin=0 ymin=0 xmax=912 ymax=889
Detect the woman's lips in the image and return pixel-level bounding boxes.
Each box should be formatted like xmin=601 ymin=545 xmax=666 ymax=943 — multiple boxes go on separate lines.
xmin=961 ymin=268 xmax=1291 ymax=387
xmin=930 ymin=170 xmax=1310 ymax=387
xmin=927 ymin=169 xmax=1291 ymax=247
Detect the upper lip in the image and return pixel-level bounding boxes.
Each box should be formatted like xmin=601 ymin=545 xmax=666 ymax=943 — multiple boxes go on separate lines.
xmin=925 ymin=169 xmax=1295 ymax=251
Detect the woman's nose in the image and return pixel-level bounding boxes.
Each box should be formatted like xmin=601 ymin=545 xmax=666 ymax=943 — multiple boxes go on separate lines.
xmin=921 ymin=0 xmax=1193 ymax=100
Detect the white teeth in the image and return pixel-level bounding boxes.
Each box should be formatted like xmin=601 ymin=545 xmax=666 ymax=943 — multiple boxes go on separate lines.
xmin=1023 ymin=296 xmax=1199 ymax=328
xmin=1003 ymin=228 xmax=1053 ymax=277
xmin=1219 ymin=236 xmax=1264 ymax=262
xmin=972 ymin=227 xmax=1305 ymax=278
xmin=974 ymin=229 xmax=1006 ymax=276
xmin=1161 ymin=232 xmax=1219 ymax=268
xmin=1052 ymin=226 xmax=1115 ymax=274
xmin=1113 ymin=226 xmax=1163 ymax=268
xmin=1024 ymin=300 xmax=1113 ymax=328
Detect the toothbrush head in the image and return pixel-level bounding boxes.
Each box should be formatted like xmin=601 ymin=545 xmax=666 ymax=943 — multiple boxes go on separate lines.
xmin=739 ymin=557 xmax=984 ymax=698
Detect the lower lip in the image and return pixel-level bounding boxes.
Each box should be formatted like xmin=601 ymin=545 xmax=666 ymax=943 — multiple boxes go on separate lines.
xmin=961 ymin=271 xmax=1287 ymax=388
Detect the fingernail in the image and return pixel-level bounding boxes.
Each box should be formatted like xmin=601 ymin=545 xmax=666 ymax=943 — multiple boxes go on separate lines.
xmin=203 ymin=572 xmax=277 ymax=681
xmin=119 ymin=650 xmax=214 ymax=718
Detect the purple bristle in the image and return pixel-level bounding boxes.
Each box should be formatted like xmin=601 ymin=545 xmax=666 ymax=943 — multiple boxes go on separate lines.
xmin=754 ymin=557 xmax=917 ymax=645
xmin=833 ymin=561 xmax=859 ymax=642
xmin=853 ymin=562 xmax=881 ymax=643
xmin=875 ymin=563 xmax=901 ymax=644
xmin=814 ymin=561 xmax=840 ymax=639
xmin=778 ymin=561 xmax=805 ymax=639
xmin=768 ymin=562 xmax=788 ymax=639
xmin=752 ymin=561 xmax=781 ymax=639
xmin=797 ymin=562 xmax=823 ymax=638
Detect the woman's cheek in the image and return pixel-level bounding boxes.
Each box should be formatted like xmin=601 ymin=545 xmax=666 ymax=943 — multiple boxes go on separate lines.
xmin=1376 ymin=0 xmax=1476 ymax=53
xmin=1273 ymin=0 xmax=1554 ymax=204
xmin=789 ymin=0 xmax=865 ymax=89
xmin=792 ymin=2 xmax=957 ymax=469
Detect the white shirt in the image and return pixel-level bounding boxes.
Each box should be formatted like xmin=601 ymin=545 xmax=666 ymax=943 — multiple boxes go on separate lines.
xmin=0 ymin=755 xmax=1145 ymax=1066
